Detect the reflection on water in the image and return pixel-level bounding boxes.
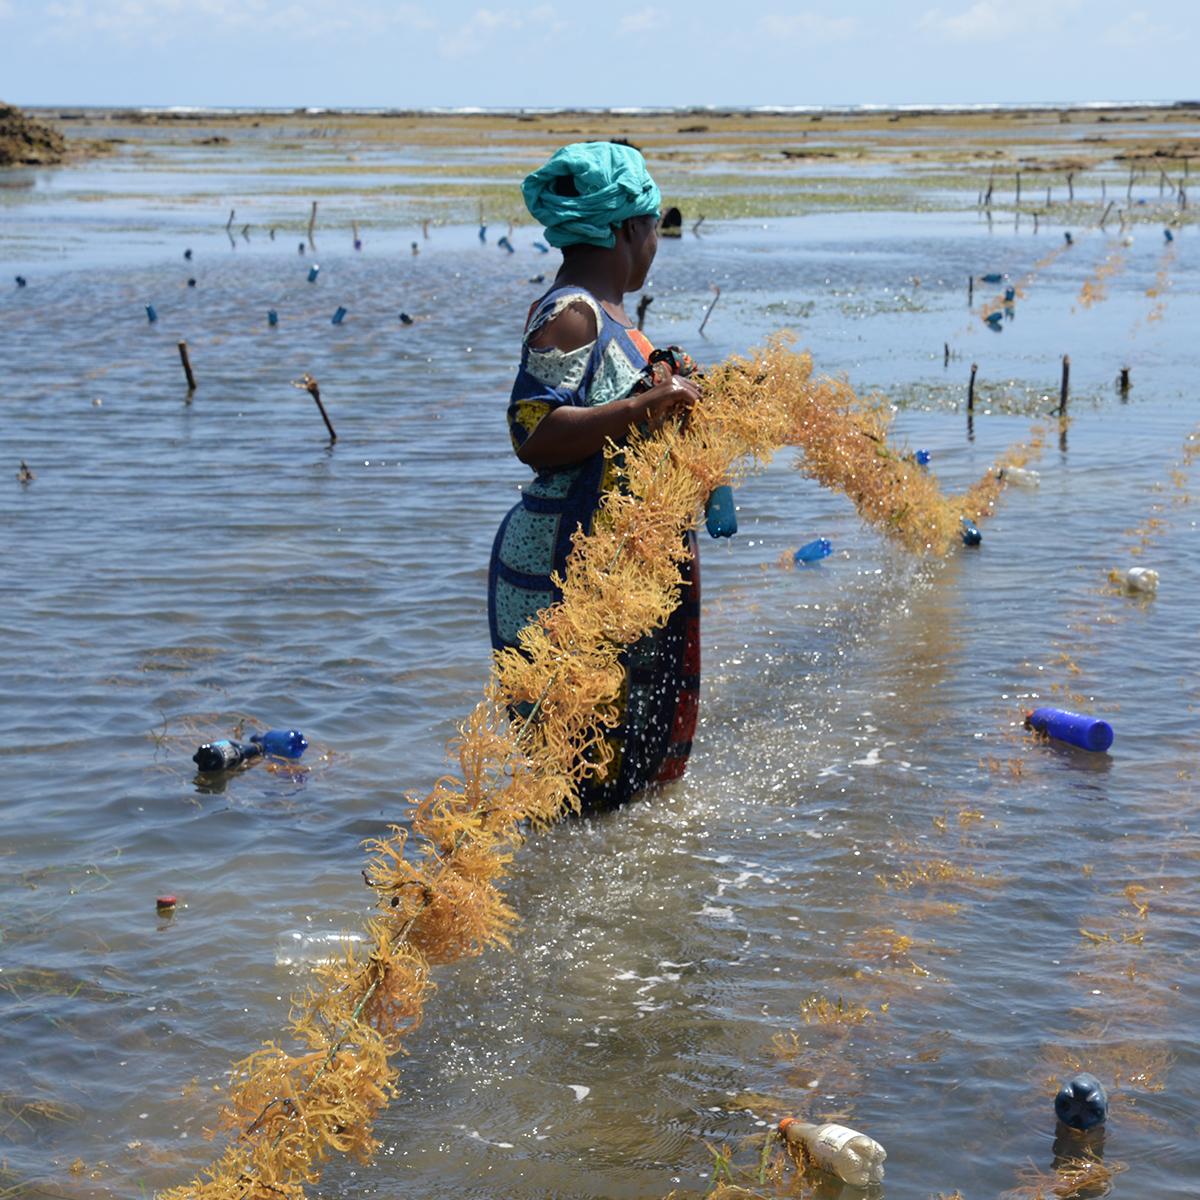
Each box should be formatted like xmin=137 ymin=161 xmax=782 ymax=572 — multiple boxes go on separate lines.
xmin=1 ymin=142 xmax=1199 ymax=1200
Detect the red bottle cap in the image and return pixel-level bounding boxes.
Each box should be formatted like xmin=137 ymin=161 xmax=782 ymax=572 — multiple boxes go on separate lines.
xmin=156 ymin=895 xmax=177 ymax=909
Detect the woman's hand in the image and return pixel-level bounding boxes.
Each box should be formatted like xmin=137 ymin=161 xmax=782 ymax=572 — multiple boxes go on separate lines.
xmin=631 ymin=373 xmax=700 ymax=430
xmin=517 ymin=373 xmax=702 ymax=469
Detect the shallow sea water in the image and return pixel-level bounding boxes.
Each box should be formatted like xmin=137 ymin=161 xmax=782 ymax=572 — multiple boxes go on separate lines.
xmin=2 ymin=145 xmax=1199 ymax=1200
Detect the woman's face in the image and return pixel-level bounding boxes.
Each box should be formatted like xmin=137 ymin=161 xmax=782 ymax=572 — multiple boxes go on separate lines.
xmin=625 ymin=214 xmax=659 ymax=291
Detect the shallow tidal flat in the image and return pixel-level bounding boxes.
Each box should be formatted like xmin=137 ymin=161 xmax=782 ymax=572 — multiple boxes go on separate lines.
xmin=2 ymin=103 xmax=1200 ymax=1200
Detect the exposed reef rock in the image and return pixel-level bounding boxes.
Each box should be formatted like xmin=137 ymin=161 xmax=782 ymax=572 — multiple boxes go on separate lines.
xmin=0 ymin=102 xmax=67 ymax=166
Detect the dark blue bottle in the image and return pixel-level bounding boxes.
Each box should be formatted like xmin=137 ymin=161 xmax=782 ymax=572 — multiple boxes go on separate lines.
xmin=251 ymin=729 xmax=308 ymax=758
xmin=960 ymin=517 xmax=982 ymax=545
xmin=307 ymin=265 xmax=319 ymax=283
xmin=704 ymin=486 xmax=737 ymax=538
xmin=332 ymin=306 xmax=347 ymax=325
xmin=193 ymin=740 xmax=263 ymax=771
xmin=1055 ymin=1073 xmax=1107 ymax=1130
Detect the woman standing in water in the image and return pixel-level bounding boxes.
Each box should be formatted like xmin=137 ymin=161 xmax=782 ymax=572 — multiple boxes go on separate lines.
xmin=488 ymin=142 xmax=702 ymax=810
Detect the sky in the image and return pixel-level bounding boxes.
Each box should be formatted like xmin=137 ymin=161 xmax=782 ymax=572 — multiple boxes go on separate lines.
xmin=1 ymin=0 xmax=1196 ymax=110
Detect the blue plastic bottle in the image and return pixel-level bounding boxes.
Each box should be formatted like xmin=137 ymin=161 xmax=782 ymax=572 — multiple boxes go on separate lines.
xmin=960 ymin=517 xmax=982 ymax=545
xmin=250 ymin=729 xmax=308 ymax=759
xmin=1004 ymin=286 xmax=1016 ymax=302
xmin=980 ymin=272 xmax=1003 ymax=283
xmin=479 ymin=224 xmax=487 ymax=242
xmin=193 ymin=739 xmax=263 ymax=771
xmin=497 ymin=236 xmax=514 ymax=253
xmin=533 ymin=241 xmax=549 ymax=253
xmin=307 ymin=265 xmax=319 ymax=283
xmin=1026 ymin=707 xmax=1113 ymax=753
xmin=268 ymin=310 xmax=278 ymax=326
xmin=146 ymin=304 xmax=158 ymax=323
xmin=704 ymin=486 xmax=737 ymax=538
xmin=1054 ymin=1073 xmax=1108 ymax=1130
xmin=915 ymin=449 xmax=931 ymax=467
xmin=794 ymin=537 xmax=832 ymax=564
xmin=332 ymin=306 xmax=347 ymax=325
xmin=399 ymin=311 xmax=414 ymax=325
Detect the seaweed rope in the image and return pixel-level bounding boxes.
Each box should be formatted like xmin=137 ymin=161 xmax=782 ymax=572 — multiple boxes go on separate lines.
xmin=162 ymin=336 xmax=1039 ymax=1200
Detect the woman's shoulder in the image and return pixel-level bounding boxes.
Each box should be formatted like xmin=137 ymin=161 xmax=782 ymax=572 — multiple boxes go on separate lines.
xmin=526 ymin=286 xmax=604 ymax=348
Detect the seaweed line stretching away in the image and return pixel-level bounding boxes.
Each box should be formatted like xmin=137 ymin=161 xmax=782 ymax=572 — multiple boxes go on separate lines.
xmin=161 ymin=335 xmax=1034 ymax=1200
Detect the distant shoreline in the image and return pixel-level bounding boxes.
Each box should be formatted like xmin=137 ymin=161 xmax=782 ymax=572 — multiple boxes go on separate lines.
xmin=25 ymin=100 xmax=1200 ymax=121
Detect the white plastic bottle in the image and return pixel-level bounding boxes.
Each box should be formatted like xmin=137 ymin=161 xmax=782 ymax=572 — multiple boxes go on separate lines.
xmin=1000 ymin=465 xmax=1040 ymax=487
xmin=780 ymin=1119 xmax=886 ymax=1187
xmin=1110 ymin=566 xmax=1158 ymax=593
xmin=275 ymin=929 xmax=367 ymax=967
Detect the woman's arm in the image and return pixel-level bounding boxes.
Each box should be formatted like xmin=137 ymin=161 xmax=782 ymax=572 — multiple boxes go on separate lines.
xmin=517 ymin=374 xmax=700 ymax=469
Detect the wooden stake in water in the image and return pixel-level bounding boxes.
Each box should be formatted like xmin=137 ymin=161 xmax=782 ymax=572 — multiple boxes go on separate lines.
xmin=178 ymin=340 xmax=197 ymax=393
xmin=308 ymin=201 xmax=318 ymax=247
xmin=968 ymin=275 xmax=973 ymax=304
xmin=1015 ymin=171 xmax=1021 ymax=206
xmin=698 ymin=284 xmax=721 ymax=336
xmin=944 ymin=341 xmax=950 ymax=367
xmin=968 ymin=362 xmax=977 ymax=412
xmin=1059 ymin=355 xmax=1070 ymax=417
xmin=293 ymin=373 xmax=337 ymax=442
xmin=1119 ymin=366 xmax=1130 ymax=396
xmin=1100 ymin=200 xmax=1113 ymax=227
xmin=636 ymin=294 xmax=653 ymax=331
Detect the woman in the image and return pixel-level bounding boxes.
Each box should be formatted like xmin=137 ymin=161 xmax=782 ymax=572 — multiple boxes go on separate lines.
xmin=488 ymin=142 xmax=702 ymax=811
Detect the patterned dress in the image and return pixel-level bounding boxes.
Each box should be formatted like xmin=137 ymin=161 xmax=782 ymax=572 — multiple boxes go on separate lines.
xmin=488 ymin=286 xmax=700 ymax=811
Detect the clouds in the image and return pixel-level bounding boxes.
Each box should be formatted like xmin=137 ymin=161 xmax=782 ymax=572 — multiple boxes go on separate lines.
xmin=914 ymin=0 xmax=1083 ymax=42
xmin=757 ymin=11 xmax=857 ymax=42
xmin=0 ymin=0 xmax=1197 ymax=109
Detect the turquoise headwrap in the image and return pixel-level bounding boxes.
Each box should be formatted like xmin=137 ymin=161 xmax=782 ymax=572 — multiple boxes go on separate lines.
xmin=522 ymin=142 xmax=661 ymax=250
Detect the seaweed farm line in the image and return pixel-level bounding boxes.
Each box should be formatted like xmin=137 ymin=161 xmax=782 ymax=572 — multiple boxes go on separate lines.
xmin=2 ymin=122 xmax=1200 ymax=1200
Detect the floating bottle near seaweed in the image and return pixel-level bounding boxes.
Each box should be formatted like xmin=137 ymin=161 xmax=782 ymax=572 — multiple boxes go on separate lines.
xmin=960 ymin=517 xmax=982 ymax=546
xmin=779 ymin=1119 xmax=886 ymax=1187
xmin=1110 ymin=566 xmax=1157 ymax=593
xmin=193 ymin=739 xmax=263 ymax=771
xmin=308 ymin=265 xmax=320 ymax=283
xmin=915 ymin=448 xmax=931 ymax=467
xmin=251 ymin=729 xmax=308 ymax=759
xmin=793 ymin=537 xmax=832 ymax=564
xmin=984 ymin=311 xmax=1003 ymax=329
xmin=704 ymin=485 xmax=737 ymax=538
xmin=1055 ymin=1073 xmax=1108 ymax=1130
xmin=1025 ymin=707 xmax=1113 ymax=753
xmin=275 ymin=929 xmax=368 ymax=967
xmin=1000 ymin=465 xmax=1040 ymax=487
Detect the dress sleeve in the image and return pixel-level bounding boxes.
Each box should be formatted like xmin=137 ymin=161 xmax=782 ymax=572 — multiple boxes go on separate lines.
xmin=506 ymin=291 xmax=602 ymax=455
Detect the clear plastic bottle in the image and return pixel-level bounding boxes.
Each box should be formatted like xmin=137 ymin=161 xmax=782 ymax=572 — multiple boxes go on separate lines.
xmin=251 ymin=729 xmax=308 ymax=759
xmin=275 ymin=929 xmax=368 ymax=967
xmin=192 ymin=739 xmax=263 ymax=771
xmin=1000 ymin=465 xmax=1040 ymax=487
xmin=1110 ymin=566 xmax=1158 ymax=593
xmin=780 ymin=1119 xmax=886 ymax=1186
